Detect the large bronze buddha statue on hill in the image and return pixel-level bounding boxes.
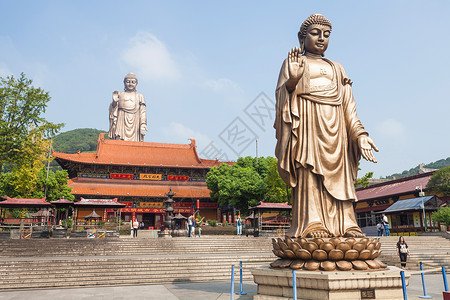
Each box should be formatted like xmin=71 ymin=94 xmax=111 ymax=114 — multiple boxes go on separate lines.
xmin=108 ymin=73 xmax=147 ymax=142
xmin=274 ymin=14 xmax=379 ymax=238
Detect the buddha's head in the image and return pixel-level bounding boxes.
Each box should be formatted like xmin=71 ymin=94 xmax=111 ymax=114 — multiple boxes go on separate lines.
xmin=123 ymin=73 xmax=138 ymax=92
xmin=298 ymin=14 xmax=332 ymax=57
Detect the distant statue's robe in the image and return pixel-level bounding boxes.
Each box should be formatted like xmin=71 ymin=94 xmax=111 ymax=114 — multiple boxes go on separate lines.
xmin=109 ymin=91 xmax=147 ymax=142
xmin=274 ymin=57 xmax=366 ymax=237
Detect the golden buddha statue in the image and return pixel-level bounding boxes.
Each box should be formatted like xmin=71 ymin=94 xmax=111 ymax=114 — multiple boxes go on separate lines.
xmin=274 ymin=14 xmax=378 ymax=238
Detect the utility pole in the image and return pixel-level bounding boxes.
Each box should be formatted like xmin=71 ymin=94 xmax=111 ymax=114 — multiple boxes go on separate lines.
xmin=416 ymin=185 xmax=427 ymax=231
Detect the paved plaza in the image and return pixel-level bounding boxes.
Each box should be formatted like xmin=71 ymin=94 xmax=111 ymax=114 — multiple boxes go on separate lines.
xmin=0 ymin=273 xmax=446 ymax=300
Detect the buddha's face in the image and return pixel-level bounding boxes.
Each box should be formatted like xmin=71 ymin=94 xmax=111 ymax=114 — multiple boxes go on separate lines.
xmin=124 ymin=78 xmax=137 ymax=92
xmin=302 ymin=24 xmax=331 ymax=56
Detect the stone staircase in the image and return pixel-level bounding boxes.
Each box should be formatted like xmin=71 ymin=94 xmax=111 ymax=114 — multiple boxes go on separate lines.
xmin=1 ymin=235 xmax=450 ymax=290
xmin=378 ymin=235 xmax=450 ymax=270
xmin=0 ymin=236 xmax=274 ymax=290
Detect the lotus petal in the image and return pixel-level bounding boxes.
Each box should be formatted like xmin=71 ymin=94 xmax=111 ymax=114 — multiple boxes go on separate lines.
xmin=375 ymin=259 xmax=387 ymax=268
xmin=320 ymin=242 xmax=335 ymax=253
xmin=290 ymin=260 xmax=305 ymax=270
xmin=366 ymin=260 xmax=381 ymax=269
xmin=295 ymin=249 xmax=312 ymax=260
xmin=370 ymin=250 xmax=381 ymax=259
xmin=344 ymin=249 xmax=359 ymax=261
xmin=336 ymin=242 xmax=351 ymax=252
xmin=366 ymin=243 xmax=375 ymax=252
xmin=320 ymin=261 xmax=336 ymax=271
xmin=336 ymin=260 xmax=352 ymax=271
xmin=352 ymin=242 xmax=366 ymax=252
xmin=313 ymin=238 xmax=324 ymax=246
xmin=330 ymin=237 xmax=341 ymax=246
xmin=279 ymin=241 xmax=289 ymax=251
xmin=303 ymin=241 xmax=319 ymax=253
xmin=358 ymin=250 xmax=371 ymax=260
xmin=304 ymin=260 xmax=320 ymax=271
xmin=312 ymin=249 xmax=328 ymax=261
xmin=345 ymin=238 xmax=356 ymax=246
xmin=352 ymin=260 xmax=369 ymax=270
xmin=328 ymin=249 xmax=344 ymax=261
xmin=273 ymin=242 xmax=281 ymax=250
xmin=375 ymin=242 xmax=381 ymax=250
xmin=284 ymin=249 xmax=296 ymax=259
xmin=290 ymin=241 xmax=301 ymax=252
xmin=285 ymin=236 xmax=294 ymax=247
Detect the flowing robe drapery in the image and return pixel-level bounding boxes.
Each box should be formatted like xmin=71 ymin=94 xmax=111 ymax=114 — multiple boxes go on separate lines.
xmin=109 ymin=91 xmax=147 ymax=142
xmin=274 ymin=57 xmax=366 ymax=237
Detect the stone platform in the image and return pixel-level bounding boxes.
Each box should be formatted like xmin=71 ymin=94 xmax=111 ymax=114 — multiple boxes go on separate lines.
xmin=252 ymin=266 xmax=409 ymax=300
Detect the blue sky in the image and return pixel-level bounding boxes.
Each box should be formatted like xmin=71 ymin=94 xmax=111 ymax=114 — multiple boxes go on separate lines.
xmin=1 ymin=1 xmax=449 ymax=178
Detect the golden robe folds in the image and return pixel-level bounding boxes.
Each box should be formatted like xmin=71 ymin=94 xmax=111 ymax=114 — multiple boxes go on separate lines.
xmin=274 ymin=58 xmax=366 ymax=238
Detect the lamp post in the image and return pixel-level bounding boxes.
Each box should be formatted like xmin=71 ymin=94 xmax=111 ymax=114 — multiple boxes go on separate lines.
xmin=416 ymin=186 xmax=427 ymax=231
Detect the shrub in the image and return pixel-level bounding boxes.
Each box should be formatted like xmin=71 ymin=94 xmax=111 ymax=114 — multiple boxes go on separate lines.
xmin=222 ymin=221 xmax=228 ymax=227
xmin=207 ymin=219 xmax=217 ymax=227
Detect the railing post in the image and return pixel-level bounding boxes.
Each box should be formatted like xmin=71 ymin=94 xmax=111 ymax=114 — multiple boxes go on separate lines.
xmin=401 ymin=270 xmax=408 ymax=300
xmin=419 ymin=262 xmax=432 ymax=298
xmin=443 ymin=266 xmax=448 ymax=292
xmin=292 ymin=270 xmax=297 ymax=299
xmin=236 ymin=261 xmax=247 ymax=295
xmin=230 ymin=265 xmax=235 ymax=300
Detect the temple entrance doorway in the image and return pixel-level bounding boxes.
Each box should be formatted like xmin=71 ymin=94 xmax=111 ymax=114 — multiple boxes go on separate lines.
xmin=143 ymin=213 xmax=155 ymax=230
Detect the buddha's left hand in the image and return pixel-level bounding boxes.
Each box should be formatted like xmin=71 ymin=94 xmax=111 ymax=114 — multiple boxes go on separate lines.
xmin=358 ymin=135 xmax=379 ymax=163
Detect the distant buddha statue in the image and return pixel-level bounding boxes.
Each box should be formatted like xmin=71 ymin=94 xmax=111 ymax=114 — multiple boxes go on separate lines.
xmin=274 ymin=14 xmax=379 ymax=238
xmin=108 ymin=73 xmax=147 ymax=142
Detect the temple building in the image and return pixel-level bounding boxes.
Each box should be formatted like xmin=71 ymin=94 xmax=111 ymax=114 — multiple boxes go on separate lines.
xmin=53 ymin=134 xmax=231 ymax=229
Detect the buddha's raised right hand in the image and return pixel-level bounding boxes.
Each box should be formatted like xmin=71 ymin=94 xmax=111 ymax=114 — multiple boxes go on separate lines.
xmin=286 ymin=47 xmax=306 ymax=91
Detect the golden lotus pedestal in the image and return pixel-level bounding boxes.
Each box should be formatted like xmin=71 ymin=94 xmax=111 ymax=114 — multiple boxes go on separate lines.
xmin=252 ymin=266 xmax=409 ymax=300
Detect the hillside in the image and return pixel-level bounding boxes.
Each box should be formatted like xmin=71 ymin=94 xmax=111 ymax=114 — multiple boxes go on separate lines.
xmin=52 ymin=128 xmax=107 ymax=153
xmin=383 ymin=157 xmax=450 ymax=179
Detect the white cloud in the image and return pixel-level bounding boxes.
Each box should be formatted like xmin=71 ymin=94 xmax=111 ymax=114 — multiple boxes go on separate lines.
xmin=122 ymin=31 xmax=181 ymax=81
xmin=377 ymin=119 xmax=405 ymax=139
xmin=203 ymin=78 xmax=245 ymax=104
xmin=162 ymin=122 xmax=211 ymax=149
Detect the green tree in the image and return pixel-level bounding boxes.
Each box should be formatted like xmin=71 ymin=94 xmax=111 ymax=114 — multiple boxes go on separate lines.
xmin=264 ymin=157 xmax=291 ymax=204
xmin=0 ymin=73 xmax=63 ymax=171
xmin=431 ymin=207 xmax=450 ymax=226
xmin=206 ymin=163 xmax=267 ymax=215
xmin=427 ymin=166 xmax=450 ymax=196
xmin=236 ymin=156 xmax=272 ymax=179
xmin=0 ymin=168 xmax=73 ymax=201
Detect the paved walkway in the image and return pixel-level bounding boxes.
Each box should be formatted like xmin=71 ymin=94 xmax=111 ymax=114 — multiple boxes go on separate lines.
xmin=0 ymin=274 xmax=447 ymax=299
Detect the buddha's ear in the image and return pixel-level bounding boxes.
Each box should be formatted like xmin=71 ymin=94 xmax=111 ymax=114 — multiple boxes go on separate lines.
xmin=298 ymin=33 xmax=305 ymax=54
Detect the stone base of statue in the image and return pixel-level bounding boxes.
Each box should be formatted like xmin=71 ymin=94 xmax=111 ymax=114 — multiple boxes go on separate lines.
xmin=252 ymin=266 xmax=408 ymax=300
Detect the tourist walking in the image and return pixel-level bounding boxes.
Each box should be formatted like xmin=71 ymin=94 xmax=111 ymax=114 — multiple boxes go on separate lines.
xmin=236 ymin=215 xmax=242 ymax=236
xmin=382 ymin=214 xmax=390 ymax=236
xmin=187 ymin=215 xmax=193 ymax=237
xmin=396 ymin=236 xmax=410 ymax=268
xmin=192 ymin=218 xmax=197 ymax=238
xmin=377 ymin=221 xmax=384 ymax=236
xmin=132 ymin=218 xmax=139 ymax=238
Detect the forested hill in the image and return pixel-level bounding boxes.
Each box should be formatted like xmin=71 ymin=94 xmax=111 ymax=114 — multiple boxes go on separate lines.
xmin=383 ymin=157 xmax=450 ymax=179
xmin=52 ymin=128 xmax=107 ymax=153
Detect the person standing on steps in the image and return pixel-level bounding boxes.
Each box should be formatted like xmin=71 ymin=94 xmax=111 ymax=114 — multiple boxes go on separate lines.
xmin=187 ymin=215 xmax=193 ymax=237
xmin=377 ymin=221 xmax=384 ymax=236
xmin=236 ymin=215 xmax=242 ymax=236
xmin=192 ymin=218 xmax=197 ymax=238
xmin=132 ymin=218 xmax=139 ymax=238
xmin=396 ymin=236 xmax=410 ymax=269
xmin=382 ymin=213 xmax=390 ymax=236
